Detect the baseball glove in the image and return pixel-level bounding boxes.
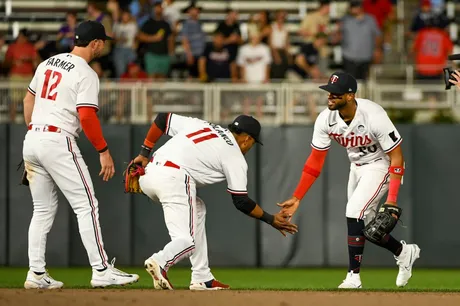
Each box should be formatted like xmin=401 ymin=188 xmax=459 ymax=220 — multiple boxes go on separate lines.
xmin=123 ymin=160 xmax=145 ymax=194
xmin=17 ymin=159 xmax=29 ymax=186
xmin=363 ymin=204 xmax=402 ymax=244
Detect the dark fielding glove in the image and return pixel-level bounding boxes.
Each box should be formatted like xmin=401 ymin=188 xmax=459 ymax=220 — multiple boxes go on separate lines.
xmin=17 ymin=159 xmax=29 ymax=186
xmin=363 ymin=204 xmax=402 ymax=244
xmin=123 ymin=160 xmax=145 ymax=194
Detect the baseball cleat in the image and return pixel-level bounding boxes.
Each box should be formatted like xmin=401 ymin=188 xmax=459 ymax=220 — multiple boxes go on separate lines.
xmin=90 ymin=258 xmax=139 ymax=288
xmin=189 ymin=279 xmax=230 ymax=291
xmin=144 ymin=257 xmax=174 ymax=290
xmin=338 ymin=272 xmax=362 ymax=289
xmin=395 ymin=241 xmax=420 ymax=287
xmin=24 ymin=271 xmax=64 ymax=289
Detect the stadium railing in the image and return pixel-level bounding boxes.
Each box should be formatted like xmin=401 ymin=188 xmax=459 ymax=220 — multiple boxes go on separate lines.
xmin=0 ymin=77 xmax=454 ymax=125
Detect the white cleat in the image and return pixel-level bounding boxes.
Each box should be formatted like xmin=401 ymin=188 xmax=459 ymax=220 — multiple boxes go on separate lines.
xmin=24 ymin=271 xmax=64 ymax=289
xmin=90 ymin=258 xmax=139 ymax=288
xmin=395 ymin=241 xmax=421 ymax=287
xmin=338 ymin=272 xmax=362 ymax=289
xmin=144 ymin=257 xmax=174 ymax=290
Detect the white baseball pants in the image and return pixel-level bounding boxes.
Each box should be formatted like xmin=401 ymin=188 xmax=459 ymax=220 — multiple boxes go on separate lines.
xmin=346 ymin=160 xmax=390 ymax=223
xmin=139 ymin=162 xmax=214 ymax=283
xmin=23 ymin=130 xmax=109 ymax=272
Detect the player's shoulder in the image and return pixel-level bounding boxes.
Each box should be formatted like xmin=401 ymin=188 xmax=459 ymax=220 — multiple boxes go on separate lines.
xmin=357 ymin=98 xmax=387 ymax=116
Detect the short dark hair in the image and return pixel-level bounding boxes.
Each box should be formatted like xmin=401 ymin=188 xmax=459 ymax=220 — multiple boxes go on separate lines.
xmin=74 ymin=40 xmax=91 ymax=47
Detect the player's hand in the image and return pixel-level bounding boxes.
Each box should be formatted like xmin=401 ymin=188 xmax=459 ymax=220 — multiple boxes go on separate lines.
xmin=133 ymin=154 xmax=150 ymax=167
xmin=271 ymin=212 xmax=298 ymax=237
xmin=449 ymin=70 xmax=460 ymax=88
xmin=99 ymin=150 xmax=115 ymax=182
xmin=384 ymin=201 xmax=399 ymax=219
xmin=277 ymin=196 xmax=300 ymax=222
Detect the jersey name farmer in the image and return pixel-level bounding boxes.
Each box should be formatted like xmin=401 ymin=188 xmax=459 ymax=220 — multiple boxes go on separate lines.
xmin=28 ymin=53 xmax=100 ymax=137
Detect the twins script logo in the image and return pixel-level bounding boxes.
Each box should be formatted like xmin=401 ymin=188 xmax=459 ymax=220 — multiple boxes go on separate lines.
xmin=329 ymin=132 xmax=372 ymax=148
xmin=330 ymin=75 xmax=339 ymax=83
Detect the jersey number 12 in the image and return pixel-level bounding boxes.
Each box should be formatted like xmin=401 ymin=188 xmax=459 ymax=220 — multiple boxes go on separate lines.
xmin=41 ymin=69 xmax=62 ymax=101
xmin=186 ymin=128 xmax=218 ymax=144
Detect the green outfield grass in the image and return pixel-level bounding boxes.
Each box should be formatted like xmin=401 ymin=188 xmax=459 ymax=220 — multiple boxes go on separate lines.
xmin=1 ymin=267 xmax=460 ymax=291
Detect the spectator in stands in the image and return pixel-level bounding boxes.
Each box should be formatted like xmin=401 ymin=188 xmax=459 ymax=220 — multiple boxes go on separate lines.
xmin=130 ymin=0 xmax=154 ymax=27
xmin=298 ymin=0 xmax=330 ymax=42
xmin=255 ymin=10 xmax=272 ymax=45
xmin=4 ymin=29 xmax=38 ymax=122
xmin=163 ymin=0 xmax=180 ymax=34
xmin=107 ymin=0 xmax=121 ymax=23
xmin=298 ymin=0 xmax=330 ymax=70
xmin=116 ymin=62 xmax=149 ymax=123
xmin=363 ymin=0 xmax=395 ymax=55
xmin=87 ymin=1 xmax=114 ymax=76
xmin=113 ymin=8 xmax=138 ymax=78
xmin=181 ymin=2 xmax=206 ymax=79
xmin=338 ymin=0 xmax=382 ymax=80
xmin=215 ymin=9 xmax=243 ymax=62
xmin=411 ymin=16 xmax=452 ymax=81
xmin=56 ymin=12 xmax=77 ymax=53
xmin=199 ymin=31 xmax=237 ymax=83
xmin=270 ymin=9 xmax=291 ymax=80
xmin=293 ymin=32 xmax=328 ymax=80
xmin=138 ymin=0 xmax=174 ymax=80
xmin=237 ymin=32 xmax=272 ymax=118
xmin=409 ymin=0 xmax=449 ymax=37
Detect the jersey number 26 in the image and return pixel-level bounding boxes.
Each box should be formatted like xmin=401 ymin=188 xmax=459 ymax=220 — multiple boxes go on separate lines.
xmin=40 ymin=69 xmax=62 ymax=101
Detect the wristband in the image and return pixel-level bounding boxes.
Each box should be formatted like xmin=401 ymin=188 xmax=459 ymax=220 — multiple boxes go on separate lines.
xmin=98 ymin=146 xmax=108 ymax=153
xmin=389 ymin=166 xmax=404 ymax=176
xmin=259 ymin=211 xmax=274 ymax=225
xmin=139 ymin=145 xmax=152 ymax=158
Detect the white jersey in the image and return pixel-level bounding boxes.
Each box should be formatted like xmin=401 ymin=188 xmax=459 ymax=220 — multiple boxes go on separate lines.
xmin=311 ymin=98 xmax=402 ymax=164
xmin=152 ymin=114 xmax=249 ymax=195
xmin=27 ymin=53 xmax=100 ymax=137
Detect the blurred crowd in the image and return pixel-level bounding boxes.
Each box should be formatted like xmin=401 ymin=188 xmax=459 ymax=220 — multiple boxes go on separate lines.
xmin=0 ymin=0 xmax=455 ymax=122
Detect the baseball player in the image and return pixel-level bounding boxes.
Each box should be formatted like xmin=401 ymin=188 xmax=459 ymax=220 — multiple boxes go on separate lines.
xmin=278 ymin=72 xmax=420 ymax=289
xmin=22 ymin=21 xmax=139 ymax=289
xmin=130 ymin=113 xmax=298 ymax=290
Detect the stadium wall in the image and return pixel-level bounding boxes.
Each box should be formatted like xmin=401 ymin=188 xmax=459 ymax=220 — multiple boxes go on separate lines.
xmin=1 ymin=124 xmax=458 ymax=268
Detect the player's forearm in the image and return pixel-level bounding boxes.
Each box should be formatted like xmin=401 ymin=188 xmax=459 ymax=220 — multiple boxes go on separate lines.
xmin=139 ymin=113 xmax=171 ymax=158
xmin=23 ymin=92 xmax=35 ymax=126
xmin=386 ymin=146 xmax=405 ymax=203
xmin=78 ymin=107 xmax=108 ymax=152
xmin=231 ymin=193 xmax=274 ymax=224
xmin=292 ymin=148 xmax=328 ymax=200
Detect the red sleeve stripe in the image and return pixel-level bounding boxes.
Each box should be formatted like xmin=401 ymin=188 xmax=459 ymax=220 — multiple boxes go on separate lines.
xmin=165 ymin=113 xmax=172 ymax=135
xmin=383 ymin=138 xmax=403 ymax=153
xmin=28 ymin=87 xmax=36 ymax=95
xmin=311 ymin=143 xmax=330 ymax=151
xmin=76 ymin=104 xmax=99 ymax=111
xmin=227 ymin=188 xmax=248 ymax=195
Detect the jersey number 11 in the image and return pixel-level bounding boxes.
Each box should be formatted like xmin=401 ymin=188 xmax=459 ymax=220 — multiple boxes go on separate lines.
xmin=186 ymin=128 xmax=218 ymax=144
xmin=41 ymin=69 xmax=63 ymax=101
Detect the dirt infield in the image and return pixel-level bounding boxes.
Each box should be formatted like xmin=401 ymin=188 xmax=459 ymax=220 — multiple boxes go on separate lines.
xmin=1 ymin=289 xmax=460 ymax=306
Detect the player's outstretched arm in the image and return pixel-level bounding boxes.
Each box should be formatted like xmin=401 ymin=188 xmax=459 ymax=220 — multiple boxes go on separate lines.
xmin=231 ymin=194 xmax=298 ymax=236
xmin=385 ymin=145 xmax=404 ymax=207
xmin=278 ymin=148 xmax=328 ymax=221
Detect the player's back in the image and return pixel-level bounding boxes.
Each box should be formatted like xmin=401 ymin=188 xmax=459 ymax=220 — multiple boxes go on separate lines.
xmin=153 ymin=114 xmax=246 ymax=187
xmin=29 ymin=53 xmax=98 ymax=137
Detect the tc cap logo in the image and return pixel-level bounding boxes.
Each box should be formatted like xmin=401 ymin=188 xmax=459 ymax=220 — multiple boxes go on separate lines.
xmin=330 ymin=75 xmax=339 ymax=83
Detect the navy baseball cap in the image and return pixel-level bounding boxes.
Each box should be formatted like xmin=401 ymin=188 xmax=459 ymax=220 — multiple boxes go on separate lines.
xmin=319 ymin=71 xmax=357 ymax=95
xmin=229 ymin=115 xmax=263 ymax=145
xmin=75 ymin=20 xmax=113 ymax=42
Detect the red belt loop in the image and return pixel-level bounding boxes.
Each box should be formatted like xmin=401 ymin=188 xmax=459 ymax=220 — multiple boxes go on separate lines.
xmin=28 ymin=124 xmax=61 ymax=133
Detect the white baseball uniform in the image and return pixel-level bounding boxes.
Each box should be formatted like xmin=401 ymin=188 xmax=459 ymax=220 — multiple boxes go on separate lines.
xmin=311 ymin=98 xmax=402 ymax=222
xmin=139 ymin=113 xmax=248 ymax=283
xmin=23 ymin=53 xmax=109 ymax=272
